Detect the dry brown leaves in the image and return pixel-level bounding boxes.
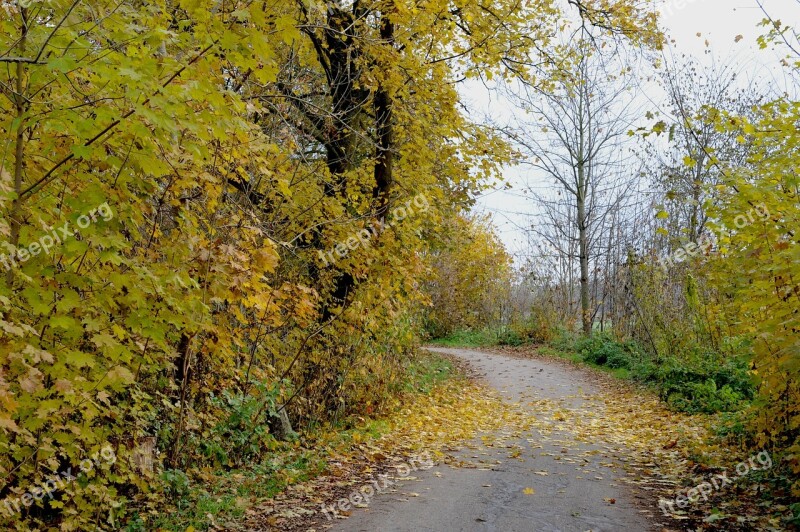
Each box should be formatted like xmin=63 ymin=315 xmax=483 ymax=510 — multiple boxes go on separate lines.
xmin=227 ymin=367 xmax=526 ymax=531
xmin=225 ymin=347 xmax=795 ymax=531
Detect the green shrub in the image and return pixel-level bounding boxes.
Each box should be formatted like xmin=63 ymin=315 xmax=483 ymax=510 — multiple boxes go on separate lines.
xmin=714 ymin=410 xmax=754 ymax=446
xmin=638 ymin=348 xmax=755 ymax=414
xmin=573 ymin=334 xmax=635 ymax=369
xmin=551 ymin=328 xmax=580 ymax=352
xmin=161 ymin=469 xmax=191 ymax=501
xmin=548 ymin=331 xmax=755 ymax=415
xmin=497 ymin=327 xmax=525 ymax=346
xmin=203 ymin=381 xmax=285 ymax=468
xmin=665 ymin=379 xmax=745 ymax=414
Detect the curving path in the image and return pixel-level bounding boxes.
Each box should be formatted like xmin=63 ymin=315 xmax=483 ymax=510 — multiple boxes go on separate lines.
xmin=329 ymin=347 xmax=659 ymax=532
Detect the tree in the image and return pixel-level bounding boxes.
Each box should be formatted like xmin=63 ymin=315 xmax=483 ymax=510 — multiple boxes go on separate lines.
xmin=0 ymin=0 xmax=663 ymax=527
xmin=423 ymin=215 xmax=512 ymax=337
xmin=513 ymin=37 xmax=637 ymax=336
xmin=647 ymin=58 xmax=761 ymax=246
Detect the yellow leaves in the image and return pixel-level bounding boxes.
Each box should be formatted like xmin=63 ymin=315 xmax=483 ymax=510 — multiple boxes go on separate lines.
xmin=522 ymin=487 xmax=535 ymax=495
xmin=22 ymin=345 xmax=53 ymax=364
xmin=702 ymin=101 xmax=800 ymax=483
xmin=112 ymin=324 xmax=127 ymax=340
xmin=0 ymin=415 xmax=18 ymax=432
xmin=18 ymin=367 xmax=44 ymax=394
xmin=0 ymin=318 xmax=31 ymax=337
xmin=275 ymin=179 xmax=292 ymax=198
xmin=54 ymin=379 xmax=73 ymax=393
xmin=106 ymin=366 xmax=135 ymax=390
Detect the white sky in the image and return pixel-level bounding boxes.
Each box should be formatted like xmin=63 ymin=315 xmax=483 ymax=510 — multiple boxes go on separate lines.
xmin=470 ymin=0 xmax=800 ymax=264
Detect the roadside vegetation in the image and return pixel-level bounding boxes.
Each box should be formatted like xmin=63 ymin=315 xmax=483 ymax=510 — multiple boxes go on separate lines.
xmin=139 ymin=351 xmax=459 ymax=531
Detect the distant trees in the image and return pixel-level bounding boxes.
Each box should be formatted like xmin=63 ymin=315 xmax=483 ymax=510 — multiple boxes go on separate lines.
xmin=423 ymin=215 xmax=512 ymax=338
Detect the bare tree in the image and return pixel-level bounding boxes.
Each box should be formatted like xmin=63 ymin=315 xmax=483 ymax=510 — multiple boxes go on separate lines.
xmin=647 ymin=57 xmax=761 ymax=246
xmin=512 ymin=39 xmax=636 ymax=336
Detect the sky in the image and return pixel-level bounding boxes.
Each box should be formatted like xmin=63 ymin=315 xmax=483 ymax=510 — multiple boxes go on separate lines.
xmin=469 ymin=0 xmax=799 ymax=264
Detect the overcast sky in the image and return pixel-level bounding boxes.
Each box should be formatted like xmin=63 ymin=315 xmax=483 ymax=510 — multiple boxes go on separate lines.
xmin=471 ymin=0 xmax=799 ymax=264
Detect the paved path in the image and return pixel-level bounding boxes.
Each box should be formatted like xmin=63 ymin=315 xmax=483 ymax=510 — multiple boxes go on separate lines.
xmin=330 ymin=347 xmax=656 ymax=532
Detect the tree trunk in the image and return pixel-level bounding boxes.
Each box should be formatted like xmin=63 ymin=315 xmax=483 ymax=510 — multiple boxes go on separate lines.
xmin=6 ymin=9 xmax=28 ymax=287
xmin=577 ymin=164 xmax=591 ymax=337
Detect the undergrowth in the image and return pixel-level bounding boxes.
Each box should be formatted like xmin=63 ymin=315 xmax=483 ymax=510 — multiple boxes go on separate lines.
xmin=139 ymin=351 xmax=458 ymax=531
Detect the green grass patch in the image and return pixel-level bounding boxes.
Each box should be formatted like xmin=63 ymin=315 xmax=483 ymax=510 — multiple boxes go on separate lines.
xmin=428 ymin=328 xmax=501 ymax=347
xmin=403 ymin=352 xmax=454 ymax=393
xmin=428 ymin=327 xmax=526 ymax=348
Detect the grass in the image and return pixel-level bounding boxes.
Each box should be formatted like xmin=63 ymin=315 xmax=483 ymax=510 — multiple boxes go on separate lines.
xmin=403 ymin=352 xmax=454 ymax=393
xmin=427 ymin=329 xmax=502 ymax=348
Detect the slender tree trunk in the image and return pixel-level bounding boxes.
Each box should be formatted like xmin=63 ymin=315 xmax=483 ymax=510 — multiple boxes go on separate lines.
xmin=372 ymin=10 xmax=394 ymax=221
xmin=7 ymin=9 xmax=28 ymax=286
xmin=577 ymin=164 xmax=591 ymax=336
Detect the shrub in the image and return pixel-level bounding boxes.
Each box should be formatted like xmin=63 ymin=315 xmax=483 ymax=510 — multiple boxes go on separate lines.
xmin=573 ymin=334 xmax=634 ymax=369
xmin=497 ymin=327 xmax=525 ymax=346
xmin=665 ymin=379 xmax=745 ymax=414
xmin=645 ymin=349 xmax=755 ymax=414
xmin=549 ymin=331 xmax=755 ymax=415
xmin=203 ymin=381 xmax=284 ymax=468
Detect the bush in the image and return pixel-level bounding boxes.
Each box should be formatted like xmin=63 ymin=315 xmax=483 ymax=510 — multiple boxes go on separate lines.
xmin=203 ymin=381 xmax=285 ymax=468
xmin=497 ymin=327 xmax=525 ymax=346
xmin=573 ymin=334 xmax=635 ymax=369
xmin=549 ymin=331 xmax=755 ymax=415
xmin=633 ymin=347 xmax=755 ymax=414
xmin=665 ymin=380 xmax=746 ymax=414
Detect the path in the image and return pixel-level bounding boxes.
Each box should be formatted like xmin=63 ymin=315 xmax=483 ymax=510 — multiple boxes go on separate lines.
xmin=329 ymin=347 xmax=658 ymax=532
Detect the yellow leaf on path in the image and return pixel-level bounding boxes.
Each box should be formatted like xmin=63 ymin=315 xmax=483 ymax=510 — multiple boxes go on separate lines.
xmin=523 ymin=487 xmax=535 ymax=495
